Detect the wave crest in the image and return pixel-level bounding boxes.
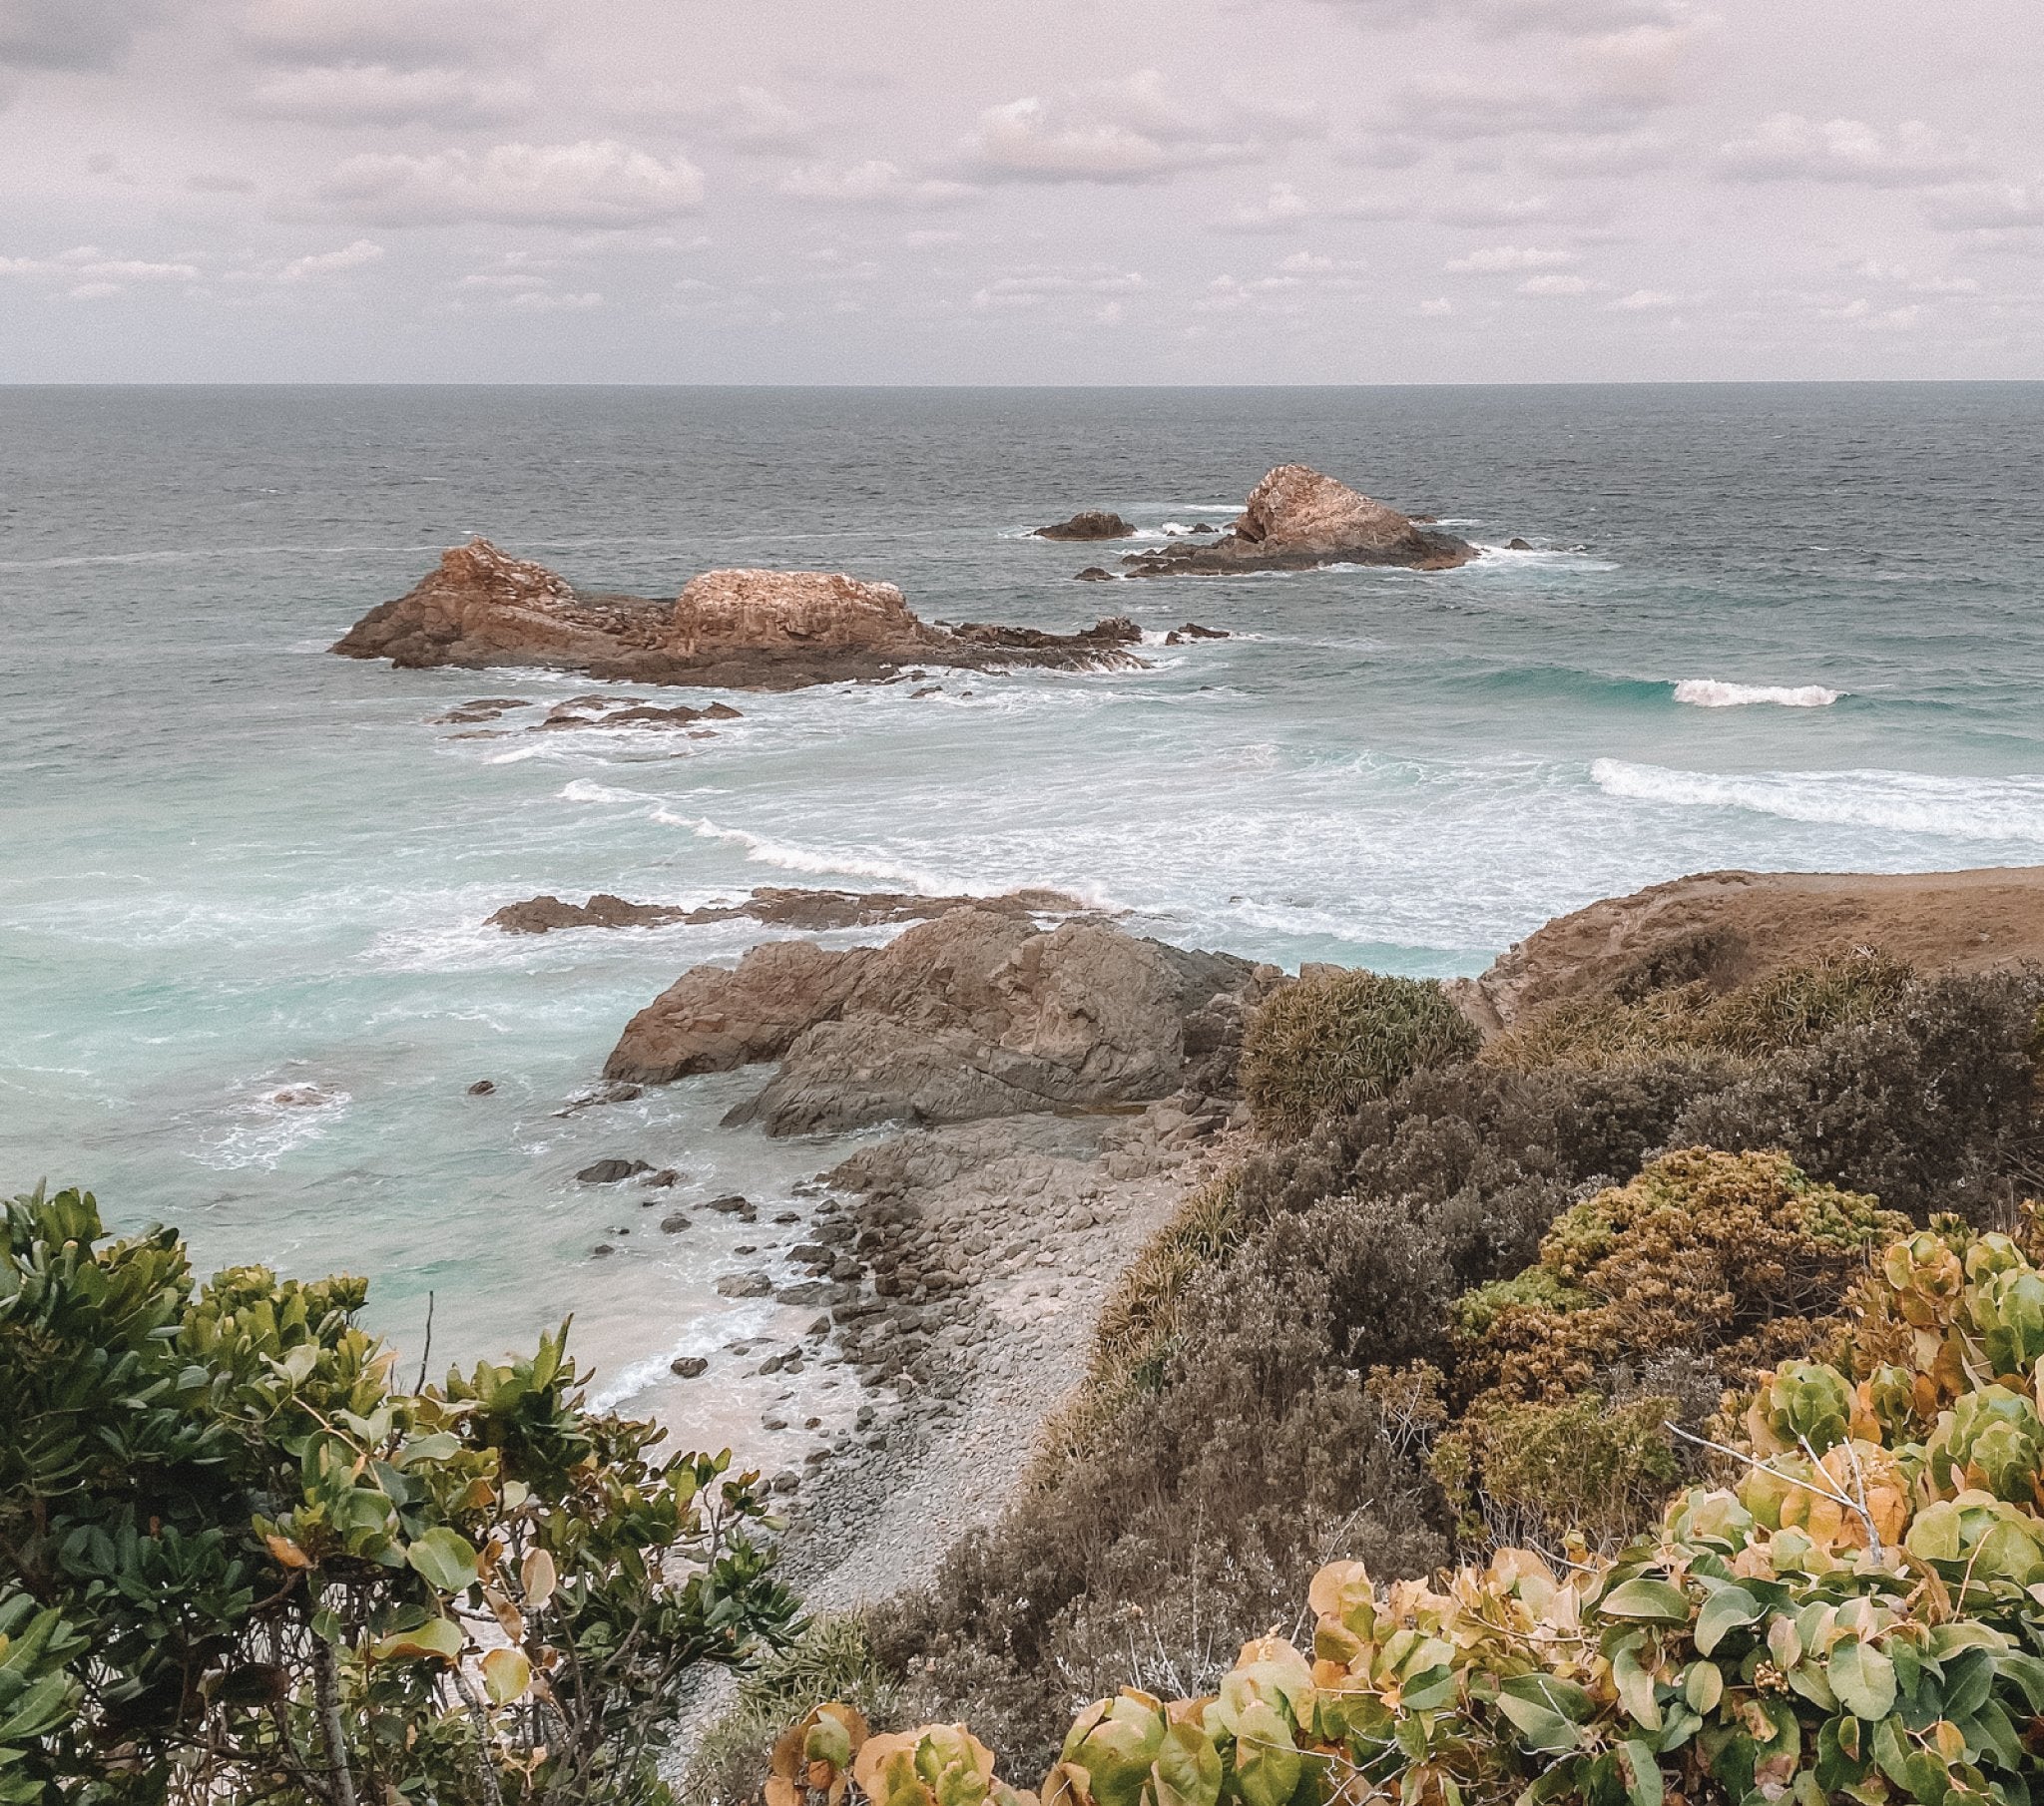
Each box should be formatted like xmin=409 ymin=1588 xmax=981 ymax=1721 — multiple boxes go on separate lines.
xmin=1673 ymin=679 xmax=1840 ymax=708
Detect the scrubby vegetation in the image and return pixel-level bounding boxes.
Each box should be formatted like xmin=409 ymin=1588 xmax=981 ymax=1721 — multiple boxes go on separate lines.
xmin=836 ymin=959 xmax=2044 ymax=1786
xmin=0 ymin=1184 xmax=795 ymax=1805
xmin=784 ymin=1207 xmax=2044 ymax=1806
xmin=1240 ymin=970 xmax=1481 ymax=1137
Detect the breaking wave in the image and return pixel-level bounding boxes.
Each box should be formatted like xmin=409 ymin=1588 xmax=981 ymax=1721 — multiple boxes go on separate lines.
xmin=1590 ymin=760 xmax=2044 ymax=842
xmin=1673 ymin=679 xmax=1840 ymax=708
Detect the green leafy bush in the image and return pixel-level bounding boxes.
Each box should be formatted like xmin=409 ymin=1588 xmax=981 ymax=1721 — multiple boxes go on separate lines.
xmin=1240 ymin=970 xmax=1479 ymax=1137
xmin=0 ymin=1184 xmax=798 ymax=1804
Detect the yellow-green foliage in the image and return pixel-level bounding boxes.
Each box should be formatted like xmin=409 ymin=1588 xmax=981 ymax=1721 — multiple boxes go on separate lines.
xmin=1426 ymin=1148 xmax=1905 ymax=1548
xmin=1482 ymin=949 xmax=1915 ymax=1074
xmin=1242 ymin=970 xmax=1479 ymax=1137
xmin=795 ymin=1212 xmax=2044 ymax=1806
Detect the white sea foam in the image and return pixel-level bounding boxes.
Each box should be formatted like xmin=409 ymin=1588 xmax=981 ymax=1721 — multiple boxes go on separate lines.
xmin=1673 ymin=679 xmax=1840 ymax=708
xmin=195 ymin=1080 xmax=352 ymax=1170
xmin=1590 ymin=760 xmax=2044 ymax=842
xmin=677 ymin=816 xmax=954 ymax=890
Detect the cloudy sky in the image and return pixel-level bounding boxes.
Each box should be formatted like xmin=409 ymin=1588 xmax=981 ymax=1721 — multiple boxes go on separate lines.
xmin=2 ymin=0 xmax=2039 ymax=381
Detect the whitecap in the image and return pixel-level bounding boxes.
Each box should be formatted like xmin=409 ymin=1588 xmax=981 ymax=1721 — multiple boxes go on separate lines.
xmin=1590 ymin=759 xmax=2044 ymax=842
xmin=675 ymin=817 xmax=954 ymax=890
xmin=1673 ymin=679 xmax=1840 ymax=708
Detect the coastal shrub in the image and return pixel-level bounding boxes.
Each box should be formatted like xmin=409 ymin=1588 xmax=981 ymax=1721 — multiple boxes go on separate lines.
xmin=1480 ymin=950 xmax=1915 ymax=1074
xmin=796 ymin=1213 xmax=2044 ymax=1806
xmin=691 ymin=1614 xmax=902 ymax=1806
xmin=1240 ymin=970 xmax=1479 ymax=1137
xmin=1426 ymin=1149 xmax=1904 ymax=1548
xmin=0 ymin=1183 xmax=797 ymax=1806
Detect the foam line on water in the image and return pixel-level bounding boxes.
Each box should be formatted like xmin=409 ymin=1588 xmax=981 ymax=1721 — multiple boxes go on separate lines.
xmin=1673 ymin=679 xmax=1841 ymax=708
xmin=1590 ymin=759 xmax=2044 ymax=841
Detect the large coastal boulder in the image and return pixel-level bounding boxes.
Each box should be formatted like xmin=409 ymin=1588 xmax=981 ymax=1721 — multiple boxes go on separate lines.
xmin=1122 ymin=464 xmax=1475 ymax=576
xmin=604 ymin=905 xmax=1279 ymax=1134
xmin=333 ymin=544 xmax=1146 ymax=688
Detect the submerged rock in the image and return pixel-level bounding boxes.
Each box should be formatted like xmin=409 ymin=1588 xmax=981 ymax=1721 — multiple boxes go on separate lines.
xmin=1121 ymin=464 xmax=1476 ymax=577
xmin=1035 ymin=510 xmax=1135 ymax=541
xmin=487 ymin=883 xmax=1088 ymax=936
xmin=576 ymin=1157 xmax=653 ymax=1184
xmin=334 ymin=541 xmax=1146 ymax=690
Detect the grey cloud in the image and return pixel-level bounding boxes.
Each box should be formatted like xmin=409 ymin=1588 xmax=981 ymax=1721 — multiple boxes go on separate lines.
xmin=1519 ymin=129 xmax=1677 ymax=176
xmin=0 ymin=0 xmax=162 ymax=71
xmin=966 ymin=70 xmax=1318 ymax=185
xmin=187 ymin=172 xmax=258 ymax=193
xmin=1920 ymin=183 xmax=2044 ymax=230
xmin=1716 ymin=114 xmax=1986 ymax=188
xmin=237 ymin=0 xmax=541 ymax=70
xmin=246 ymin=64 xmax=534 ymax=126
xmin=309 ymin=141 xmax=706 ymax=228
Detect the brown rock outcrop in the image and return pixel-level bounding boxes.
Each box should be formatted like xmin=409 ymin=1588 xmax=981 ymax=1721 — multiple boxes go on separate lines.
xmin=487 ymin=885 xmax=1088 ymax=936
xmin=1121 ymin=464 xmax=1476 ymax=576
xmin=333 ymin=541 xmax=1148 ymax=690
xmin=1451 ymin=864 xmax=2044 ymax=1035
xmin=603 ymin=905 xmax=1280 ymax=1134
xmin=1035 ymin=511 xmax=1135 ymax=541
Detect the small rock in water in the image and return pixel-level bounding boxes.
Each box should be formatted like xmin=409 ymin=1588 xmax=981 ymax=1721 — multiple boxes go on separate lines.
xmin=590 ymin=1243 xmax=615 ymax=1258
xmin=773 ymin=1210 xmax=800 ymax=1224
xmin=671 ymin=1356 xmax=709 ymax=1378
xmin=770 ymin=1470 xmax=801 ymax=1494
xmin=641 ymin=1167 xmax=682 ymax=1188
xmin=467 ymin=1079 xmax=496 ymax=1096
xmin=717 ymin=1271 xmax=773 ymax=1299
xmin=1508 ymin=537 xmax=1533 ymax=551
xmin=705 ymin=1193 xmax=752 ymax=1214
xmin=659 ymin=1212 xmax=692 ymax=1233
xmin=1073 ymin=567 xmax=1116 ymax=582
xmin=577 ymin=1157 xmax=653 ymax=1184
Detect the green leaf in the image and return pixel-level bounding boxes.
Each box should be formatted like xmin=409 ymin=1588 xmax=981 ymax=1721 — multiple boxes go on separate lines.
xmin=404 ymin=1528 xmax=480 ymax=1595
xmin=1150 ymin=1721 xmax=1223 ymax=1806
xmin=1603 ymin=1579 xmax=1692 ymax=1623
xmin=1233 ymin=1701 xmax=1300 ymax=1806
xmin=369 ymin=1616 xmax=463 ymax=1664
xmin=1682 ymin=1661 xmax=1723 ymax=1714
xmin=1496 ymin=1691 xmax=1581 ymax=1755
xmin=1695 ymin=1585 xmax=1763 ymax=1655
xmin=1620 ymin=1740 xmax=1664 ymax=1806
xmin=1613 ymin=1646 xmax=1663 ymax=1731
xmin=1829 ymin=1641 xmax=1897 ymax=1722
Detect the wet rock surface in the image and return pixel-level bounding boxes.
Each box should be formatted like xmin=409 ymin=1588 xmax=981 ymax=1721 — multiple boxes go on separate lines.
xmin=1120 ymin=463 xmax=1476 ymax=576
xmin=1034 ymin=510 xmax=1135 ymax=541
xmin=487 ymin=883 xmax=1088 ymax=936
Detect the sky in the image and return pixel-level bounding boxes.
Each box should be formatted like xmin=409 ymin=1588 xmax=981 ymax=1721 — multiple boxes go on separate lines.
xmin=1 ymin=0 xmax=2040 ymax=382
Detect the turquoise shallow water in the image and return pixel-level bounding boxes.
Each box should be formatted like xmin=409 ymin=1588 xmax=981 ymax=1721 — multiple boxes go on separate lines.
xmin=3 ymin=383 xmax=2042 ymax=1441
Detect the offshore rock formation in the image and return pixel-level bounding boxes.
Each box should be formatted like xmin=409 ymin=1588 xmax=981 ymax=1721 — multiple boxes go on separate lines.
xmin=1452 ymin=864 xmax=2044 ymax=1034
xmin=487 ymin=885 xmax=1087 ymax=935
xmin=332 ymin=541 xmax=1148 ymax=690
xmin=1035 ymin=510 xmax=1135 ymax=541
xmin=603 ymin=905 xmax=1281 ymax=1134
xmin=1121 ymin=463 xmax=1476 ymax=576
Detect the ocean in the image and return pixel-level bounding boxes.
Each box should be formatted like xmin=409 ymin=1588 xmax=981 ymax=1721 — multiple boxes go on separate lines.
xmin=4 ymin=382 xmax=2042 ymax=1448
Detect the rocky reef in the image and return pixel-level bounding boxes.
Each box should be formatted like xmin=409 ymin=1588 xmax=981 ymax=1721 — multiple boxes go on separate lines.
xmin=486 ymin=885 xmax=1087 ymax=936
xmin=603 ymin=904 xmax=1281 ymax=1133
xmin=332 ymin=541 xmax=1148 ymax=690
xmin=1120 ymin=463 xmax=1476 ymax=576
xmin=1034 ymin=511 xmax=1134 ymax=541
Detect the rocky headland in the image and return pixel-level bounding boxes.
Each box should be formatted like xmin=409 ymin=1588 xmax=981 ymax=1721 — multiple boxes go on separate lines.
xmin=332 ymin=540 xmax=1148 ymax=690
xmin=1449 ymin=863 xmax=2044 ymax=1033
xmin=1120 ymin=463 xmax=1476 ymax=576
